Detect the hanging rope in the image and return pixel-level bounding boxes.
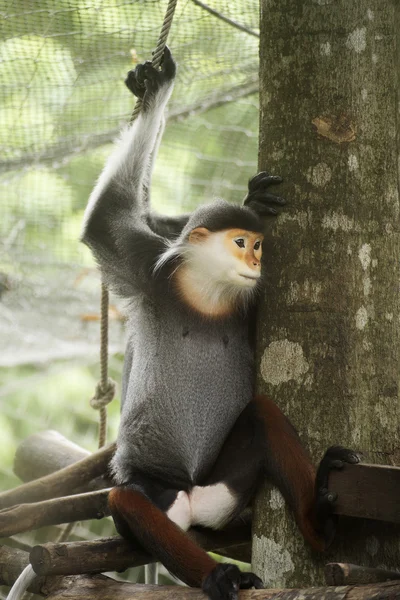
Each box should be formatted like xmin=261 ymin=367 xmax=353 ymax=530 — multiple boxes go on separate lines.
xmin=91 ymin=0 xmax=179 ymax=449
xmin=130 ymin=0 xmax=178 ymax=121
xmin=90 ymin=283 xmax=116 ymax=449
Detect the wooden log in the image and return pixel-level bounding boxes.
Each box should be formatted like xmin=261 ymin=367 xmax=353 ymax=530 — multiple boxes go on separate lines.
xmin=330 ymin=463 xmax=400 ymax=523
xmin=45 ymin=576 xmax=400 ymax=600
xmin=14 ymin=431 xmax=90 ymax=482
xmin=0 ymin=489 xmax=110 ymax=537
xmin=0 ymin=442 xmax=115 ymax=510
xmin=0 ymin=545 xmax=62 ymax=595
xmin=325 ymin=562 xmax=400 ymax=586
xmin=3 ymin=547 xmax=400 ymax=600
xmin=13 ymin=430 xmax=111 ymax=492
xmin=30 ymin=516 xmax=252 ymax=576
xmin=0 ymin=545 xmax=31 ymax=588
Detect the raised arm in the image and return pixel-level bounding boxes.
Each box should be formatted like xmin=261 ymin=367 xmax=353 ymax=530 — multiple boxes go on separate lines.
xmin=80 ymin=48 xmax=177 ymax=297
xmin=123 ymin=55 xmax=191 ymax=240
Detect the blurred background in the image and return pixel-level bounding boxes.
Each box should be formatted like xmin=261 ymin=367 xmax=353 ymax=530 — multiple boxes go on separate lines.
xmin=0 ymin=0 xmax=260 ymax=592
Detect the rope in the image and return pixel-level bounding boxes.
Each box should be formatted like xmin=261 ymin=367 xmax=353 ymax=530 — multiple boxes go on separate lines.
xmin=91 ymin=0 xmax=179 ymax=449
xmin=90 ymin=283 xmax=116 ymax=449
xmin=130 ymin=0 xmax=178 ymax=122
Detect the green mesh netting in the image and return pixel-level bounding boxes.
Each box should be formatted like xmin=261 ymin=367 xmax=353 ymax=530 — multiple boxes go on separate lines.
xmin=1 ymin=0 xmax=259 ymax=364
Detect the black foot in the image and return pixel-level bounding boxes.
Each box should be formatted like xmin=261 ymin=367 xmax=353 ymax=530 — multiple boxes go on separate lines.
xmin=315 ymin=445 xmax=360 ymax=546
xmin=244 ymin=171 xmax=286 ymax=216
xmin=125 ymin=46 xmax=176 ymax=106
xmin=202 ymin=564 xmax=263 ymax=600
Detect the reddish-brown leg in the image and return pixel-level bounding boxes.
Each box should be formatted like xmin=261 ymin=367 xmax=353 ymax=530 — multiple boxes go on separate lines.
xmin=253 ymin=394 xmax=325 ymax=551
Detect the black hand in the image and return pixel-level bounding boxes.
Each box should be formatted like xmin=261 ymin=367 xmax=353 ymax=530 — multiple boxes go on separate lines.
xmin=125 ymin=46 xmax=176 ymax=102
xmin=315 ymin=445 xmax=360 ymax=546
xmin=244 ymin=171 xmax=286 ymax=216
xmin=202 ymin=564 xmax=264 ymax=600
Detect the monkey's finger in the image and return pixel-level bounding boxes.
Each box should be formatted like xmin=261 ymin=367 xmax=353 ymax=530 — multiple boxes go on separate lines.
xmin=125 ymin=70 xmax=145 ymax=97
xmin=248 ymin=171 xmax=269 ymax=189
xmin=161 ymin=45 xmax=176 ymax=78
xmin=246 ymin=191 xmax=287 ymax=205
xmin=240 ymin=573 xmax=264 ymax=590
xmin=249 ymin=173 xmax=283 ymax=192
xmin=246 ymin=200 xmax=286 ymax=216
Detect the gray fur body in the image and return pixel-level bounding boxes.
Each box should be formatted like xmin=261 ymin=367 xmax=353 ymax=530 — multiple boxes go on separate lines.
xmin=114 ymin=289 xmax=254 ymax=487
xmin=81 ymin=54 xmax=262 ymax=491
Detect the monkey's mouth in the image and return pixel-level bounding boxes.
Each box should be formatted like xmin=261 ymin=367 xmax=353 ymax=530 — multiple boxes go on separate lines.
xmin=239 ymin=274 xmax=259 ymax=281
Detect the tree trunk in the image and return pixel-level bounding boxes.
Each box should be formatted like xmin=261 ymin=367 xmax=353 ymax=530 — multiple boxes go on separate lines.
xmin=253 ymin=0 xmax=400 ymax=588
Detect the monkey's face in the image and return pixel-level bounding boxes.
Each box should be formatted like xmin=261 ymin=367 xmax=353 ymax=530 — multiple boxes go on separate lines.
xmin=187 ymin=227 xmax=264 ymax=290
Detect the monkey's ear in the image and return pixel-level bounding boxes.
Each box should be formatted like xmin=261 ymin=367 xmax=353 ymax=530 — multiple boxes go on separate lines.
xmin=188 ymin=227 xmax=211 ymax=244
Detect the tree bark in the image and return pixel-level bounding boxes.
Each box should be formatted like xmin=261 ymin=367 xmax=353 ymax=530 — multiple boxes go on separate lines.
xmin=254 ymin=0 xmax=400 ymax=588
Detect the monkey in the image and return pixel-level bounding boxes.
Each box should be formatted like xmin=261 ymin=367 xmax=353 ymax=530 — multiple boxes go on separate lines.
xmin=81 ymin=48 xmax=359 ymax=600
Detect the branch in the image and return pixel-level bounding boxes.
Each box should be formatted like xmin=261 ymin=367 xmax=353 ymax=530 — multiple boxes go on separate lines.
xmin=3 ymin=546 xmax=400 ymax=600
xmin=0 ymin=490 xmax=110 ymax=537
xmin=0 ymin=80 xmax=258 ymax=173
xmin=325 ymin=562 xmax=400 ymax=586
xmin=14 ymin=430 xmax=111 ymax=492
xmin=0 ymin=443 xmax=115 ymax=510
xmin=191 ymin=0 xmax=259 ymax=37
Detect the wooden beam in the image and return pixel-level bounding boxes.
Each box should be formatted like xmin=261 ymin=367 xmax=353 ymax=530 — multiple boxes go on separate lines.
xmin=330 ymin=463 xmax=400 ymax=523
xmin=0 ymin=443 xmax=115 ymax=510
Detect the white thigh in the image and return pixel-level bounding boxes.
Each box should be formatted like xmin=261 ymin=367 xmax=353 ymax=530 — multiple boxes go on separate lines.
xmin=189 ymin=483 xmax=239 ymax=530
xmin=166 ymin=490 xmax=191 ymax=531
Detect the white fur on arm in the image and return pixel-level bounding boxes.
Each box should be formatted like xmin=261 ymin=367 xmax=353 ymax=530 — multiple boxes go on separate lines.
xmin=82 ymin=80 xmax=174 ymax=231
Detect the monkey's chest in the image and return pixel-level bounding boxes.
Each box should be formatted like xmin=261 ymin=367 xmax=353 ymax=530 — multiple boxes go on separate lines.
xmin=120 ymin=315 xmax=254 ymax=483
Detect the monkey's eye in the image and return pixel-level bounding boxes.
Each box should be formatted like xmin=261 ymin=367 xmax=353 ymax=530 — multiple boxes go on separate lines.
xmin=235 ymin=238 xmax=245 ymax=248
xmin=254 ymin=240 xmax=261 ymax=251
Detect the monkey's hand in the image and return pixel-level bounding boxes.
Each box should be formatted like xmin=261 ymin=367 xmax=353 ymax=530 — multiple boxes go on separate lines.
xmin=125 ymin=46 xmax=176 ymax=107
xmin=244 ymin=171 xmax=286 ymax=216
xmin=202 ymin=563 xmax=263 ymax=600
xmin=315 ymin=445 xmax=360 ymax=547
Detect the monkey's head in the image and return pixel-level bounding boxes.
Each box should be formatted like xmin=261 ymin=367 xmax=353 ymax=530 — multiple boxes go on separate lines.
xmin=156 ymin=201 xmax=265 ymax=316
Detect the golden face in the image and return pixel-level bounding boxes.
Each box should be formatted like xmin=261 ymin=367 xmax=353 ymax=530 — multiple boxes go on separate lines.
xmin=187 ymin=226 xmax=264 ymax=288
xmin=177 ymin=226 xmax=264 ymax=317
xmin=223 ymin=228 xmax=264 ymax=276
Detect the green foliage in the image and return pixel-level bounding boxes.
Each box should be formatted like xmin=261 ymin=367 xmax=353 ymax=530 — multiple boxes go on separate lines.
xmin=0 ymin=357 xmax=122 ymax=491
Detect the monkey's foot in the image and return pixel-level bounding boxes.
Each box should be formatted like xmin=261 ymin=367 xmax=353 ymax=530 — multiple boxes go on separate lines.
xmin=202 ymin=564 xmax=263 ymax=600
xmin=315 ymin=445 xmax=360 ymax=546
xmin=125 ymin=46 xmax=176 ymax=103
xmin=244 ymin=171 xmax=286 ymax=216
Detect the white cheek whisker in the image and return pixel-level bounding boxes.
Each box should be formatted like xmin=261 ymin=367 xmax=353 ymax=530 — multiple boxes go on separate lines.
xmin=154 ymin=231 xmax=262 ymax=314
